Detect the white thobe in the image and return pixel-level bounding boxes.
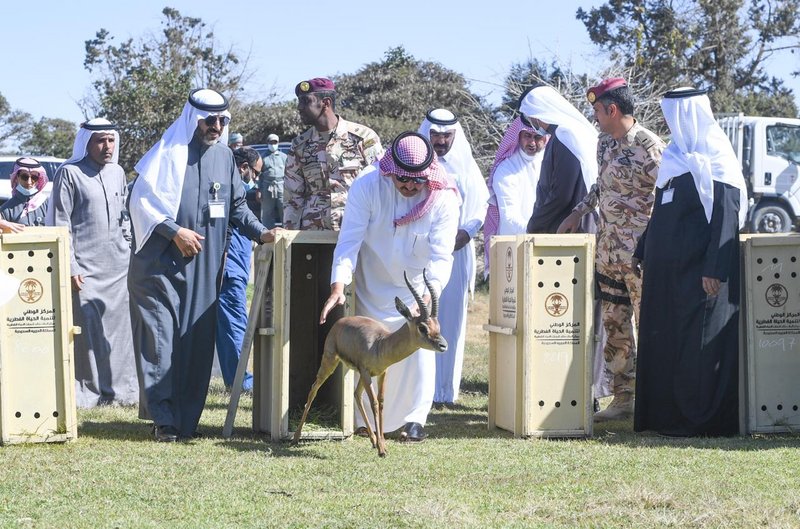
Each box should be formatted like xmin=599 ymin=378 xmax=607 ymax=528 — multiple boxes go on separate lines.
xmin=492 ymin=149 xmax=542 ymax=236
xmin=331 ymin=166 xmax=459 ymax=431
xmin=434 ymin=155 xmax=488 ymax=403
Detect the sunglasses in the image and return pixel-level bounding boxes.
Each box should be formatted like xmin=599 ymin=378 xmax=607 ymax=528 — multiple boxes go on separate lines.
xmin=18 ymin=173 xmax=40 ymax=182
xmin=204 ymin=114 xmax=230 ymax=127
xmin=249 ymin=165 xmax=261 ymax=178
xmin=395 ymin=174 xmax=428 ymax=185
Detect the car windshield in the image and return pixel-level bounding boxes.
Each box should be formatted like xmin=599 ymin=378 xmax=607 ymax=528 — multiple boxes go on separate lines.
xmin=766 ymin=124 xmax=800 ymax=164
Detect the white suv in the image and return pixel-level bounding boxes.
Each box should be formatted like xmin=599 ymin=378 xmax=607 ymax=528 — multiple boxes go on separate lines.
xmin=0 ymin=156 xmax=65 ymax=206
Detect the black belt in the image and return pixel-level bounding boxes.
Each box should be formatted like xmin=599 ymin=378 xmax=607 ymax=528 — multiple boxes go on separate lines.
xmin=595 ymin=271 xmax=628 ymax=291
xmin=597 ymin=290 xmax=631 ymax=306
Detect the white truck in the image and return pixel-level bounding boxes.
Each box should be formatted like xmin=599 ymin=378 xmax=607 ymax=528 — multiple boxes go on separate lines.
xmin=717 ymin=114 xmax=800 ymax=233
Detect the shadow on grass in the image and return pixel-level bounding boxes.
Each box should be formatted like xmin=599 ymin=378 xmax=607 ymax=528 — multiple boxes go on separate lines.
xmin=419 ymin=407 xmax=800 ymax=449
xmin=215 ymin=437 xmax=328 ymax=459
xmin=79 ymin=419 xmax=334 ymax=457
xmin=79 ymin=420 xmax=153 ymax=442
xmin=591 ymin=422 xmax=800 ymax=451
xmin=460 ymin=378 xmax=488 ymax=395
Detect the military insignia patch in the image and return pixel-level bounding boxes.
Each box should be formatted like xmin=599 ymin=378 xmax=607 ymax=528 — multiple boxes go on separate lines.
xmin=300 ymin=81 xmax=310 ymax=92
xmin=587 ymin=91 xmax=596 ymax=104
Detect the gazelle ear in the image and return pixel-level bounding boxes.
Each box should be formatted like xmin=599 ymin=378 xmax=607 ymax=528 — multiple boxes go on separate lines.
xmin=395 ymin=297 xmax=414 ymax=320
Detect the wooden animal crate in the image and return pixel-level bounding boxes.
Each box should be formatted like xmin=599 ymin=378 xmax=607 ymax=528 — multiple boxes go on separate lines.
xmin=0 ymin=227 xmax=78 ymax=444
xmin=252 ymin=231 xmax=355 ymax=441
xmin=739 ymin=233 xmax=800 ymax=434
xmin=485 ymin=234 xmax=595 ymax=438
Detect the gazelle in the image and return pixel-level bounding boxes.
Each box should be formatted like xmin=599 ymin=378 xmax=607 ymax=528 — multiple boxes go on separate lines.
xmin=292 ymin=269 xmax=447 ymax=457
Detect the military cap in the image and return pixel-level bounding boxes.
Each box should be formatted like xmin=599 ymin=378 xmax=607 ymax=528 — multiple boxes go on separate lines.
xmin=295 ymin=77 xmax=336 ymax=97
xmin=587 ymin=77 xmax=627 ymax=103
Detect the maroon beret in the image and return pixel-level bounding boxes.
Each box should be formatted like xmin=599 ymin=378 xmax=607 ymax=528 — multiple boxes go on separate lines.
xmin=587 ymin=77 xmax=627 ymax=103
xmin=295 ymin=77 xmax=336 ymax=97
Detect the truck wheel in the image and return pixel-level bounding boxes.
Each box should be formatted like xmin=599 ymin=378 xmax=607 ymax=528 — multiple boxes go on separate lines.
xmin=751 ymin=203 xmax=793 ymax=233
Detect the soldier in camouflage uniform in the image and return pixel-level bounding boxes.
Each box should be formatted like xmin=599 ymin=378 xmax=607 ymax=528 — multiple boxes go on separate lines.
xmin=558 ymin=78 xmax=665 ymax=421
xmin=283 ymin=77 xmax=383 ymax=231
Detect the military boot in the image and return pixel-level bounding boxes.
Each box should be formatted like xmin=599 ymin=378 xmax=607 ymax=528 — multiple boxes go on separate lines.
xmin=593 ymin=392 xmax=634 ymax=422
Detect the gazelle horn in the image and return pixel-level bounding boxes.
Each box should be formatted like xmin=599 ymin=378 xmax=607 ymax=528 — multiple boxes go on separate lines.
xmin=423 ymin=269 xmax=438 ymax=318
xmin=403 ymin=271 xmax=429 ymax=320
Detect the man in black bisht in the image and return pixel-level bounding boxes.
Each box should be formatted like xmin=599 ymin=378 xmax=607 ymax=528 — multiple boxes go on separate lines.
xmin=633 ymin=87 xmax=747 ymax=437
xmin=128 ymin=89 xmax=277 ymax=442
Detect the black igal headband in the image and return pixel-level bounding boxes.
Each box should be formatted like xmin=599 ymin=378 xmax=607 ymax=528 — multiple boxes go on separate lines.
xmin=188 ymin=88 xmax=230 ymax=112
xmin=663 ymin=87 xmax=710 ymax=99
xmin=391 ymin=131 xmax=435 ymax=173
xmin=425 ymin=109 xmax=458 ymax=126
xmin=15 ymin=158 xmax=42 ymax=169
xmin=82 ymin=122 xmax=118 ymax=131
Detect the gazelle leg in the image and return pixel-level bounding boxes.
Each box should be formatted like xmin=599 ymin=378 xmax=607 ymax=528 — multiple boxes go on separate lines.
xmin=377 ymin=373 xmax=387 ymax=453
xmin=359 ymin=369 xmax=386 ymax=457
xmin=354 ymin=378 xmax=377 ymax=448
xmin=292 ymin=351 xmax=340 ymax=445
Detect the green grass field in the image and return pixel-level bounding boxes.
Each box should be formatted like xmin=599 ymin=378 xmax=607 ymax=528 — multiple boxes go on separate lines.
xmin=1 ymin=291 xmax=799 ymax=528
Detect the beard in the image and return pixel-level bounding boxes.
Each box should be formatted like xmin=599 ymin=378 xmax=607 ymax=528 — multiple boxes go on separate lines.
xmin=195 ymin=126 xmax=221 ymax=146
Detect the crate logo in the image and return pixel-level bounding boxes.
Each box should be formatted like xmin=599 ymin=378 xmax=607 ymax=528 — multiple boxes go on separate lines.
xmin=765 ymin=283 xmax=788 ymax=308
xmin=18 ymin=278 xmax=44 ymax=304
xmin=545 ymin=292 xmax=568 ymax=316
xmin=505 ymin=247 xmax=513 ymax=283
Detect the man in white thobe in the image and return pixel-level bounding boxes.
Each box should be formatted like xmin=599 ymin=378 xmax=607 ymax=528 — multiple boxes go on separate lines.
xmin=483 ymin=116 xmax=547 ymax=276
xmin=320 ymin=131 xmax=459 ymax=442
xmin=418 ymin=109 xmax=488 ymax=405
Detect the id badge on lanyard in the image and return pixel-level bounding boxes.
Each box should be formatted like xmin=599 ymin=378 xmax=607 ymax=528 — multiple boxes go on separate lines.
xmin=661 ymin=180 xmax=674 ymax=205
xmin=209 ymin=182 xmax=226 ymax=219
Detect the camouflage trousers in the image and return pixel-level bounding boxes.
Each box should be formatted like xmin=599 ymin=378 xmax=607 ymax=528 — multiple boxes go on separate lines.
xmin=596 ymin=261 xmax=642 ymax=396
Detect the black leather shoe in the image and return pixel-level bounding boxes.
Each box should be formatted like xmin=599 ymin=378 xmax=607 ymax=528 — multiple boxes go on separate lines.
xmin=153 ymin=425 xmax=179 ymax=443
xmin=399 ymin=422 xmax=427 ymax=443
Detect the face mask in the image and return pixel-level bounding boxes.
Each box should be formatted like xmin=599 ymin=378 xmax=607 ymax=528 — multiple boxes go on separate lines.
xmin=267 ymin=144 xmax=278 ymax=153
xmin=244 ymin=180 xmax=257 ymax=190
xmin=16 ymin=184 xmax=38 ymax=196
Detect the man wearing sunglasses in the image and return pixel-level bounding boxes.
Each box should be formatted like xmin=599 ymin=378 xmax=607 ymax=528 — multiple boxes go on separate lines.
xmin=321 ymin=132 xmax=460 ymax=443
xmin=0 ymin=157 xmax=50 ymax=228
xmin=128 ymin=89 xmax=278 ymax=442
xmin=47 ymin=119 xmax=139 ymax=409
xmin=283 ymin=77 xmax=383 ymax=231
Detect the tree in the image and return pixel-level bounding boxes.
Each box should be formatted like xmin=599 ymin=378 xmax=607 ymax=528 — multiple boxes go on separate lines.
xmin=577 ymin=0 xmax=800 ymax=117
xmin=332 ymin=46 xmax=500 ymax=170
xmin=502 ymin=57 xmax=669 ymax=135
xmin=0 ymin=92 xmax=33 ymax=155
xmin=229 ymin=81 xmax=306 ymax=146
xmin=19 ymin=118 xmax=76 ymax=159
xmin=501 ymin=58 xmax=582 ymax=116
xmin=83 ymin=7 xmax=248 ymax=172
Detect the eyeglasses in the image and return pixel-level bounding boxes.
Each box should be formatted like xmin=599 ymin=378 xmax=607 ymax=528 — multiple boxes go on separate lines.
xmin=204 ymin=114 xmax=230 ymax=127
xmin=250 ymin=166 xmax=261 ymax=178
xmin=18 ymin=173 xmax=40 ymax=182
xmin=395 ymin=174 xmax=428 ymax=185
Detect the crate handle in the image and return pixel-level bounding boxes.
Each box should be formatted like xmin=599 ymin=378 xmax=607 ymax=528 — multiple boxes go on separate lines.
xmin=483 ymin=323 xmax=516 ymax=336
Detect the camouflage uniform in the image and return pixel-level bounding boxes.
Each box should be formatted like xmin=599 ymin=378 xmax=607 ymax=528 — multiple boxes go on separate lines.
xmin=572 ymin=121 xmax=665 ymax=395
xmin=283 ymin=116 xmax=383 ymax=230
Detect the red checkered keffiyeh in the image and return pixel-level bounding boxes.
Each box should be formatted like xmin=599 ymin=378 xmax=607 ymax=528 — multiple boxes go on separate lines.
xmin=10 ymin=158 xmax=49 ymax=216
xmin=379 ymin=132 xmax=457 ymax=226
xmin=483 ymin=118 xmax=542 ymax=259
